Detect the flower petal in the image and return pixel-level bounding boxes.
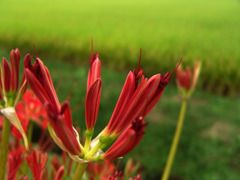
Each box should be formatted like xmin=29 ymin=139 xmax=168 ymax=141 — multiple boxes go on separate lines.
xmin=85 ymin=79 xmax=101 ymax=130
xmin=1 ymin=107 xmax=28 ymax=149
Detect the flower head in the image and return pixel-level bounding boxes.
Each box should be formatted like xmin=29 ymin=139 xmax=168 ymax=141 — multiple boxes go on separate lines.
xmin=24 ymin=57 xmax=82 ymax=155
xmin=176 ymin=61 xmax=201 ymax=98
xmin=104 ymin=52 xmax=175 ymax=137
xmin=0 ymin=49 xmax=29 ymax=148
xmin=7 ymin=147 xmax=25 ymax=180
xmin=26 ymin=150 xmax=48 ymax=180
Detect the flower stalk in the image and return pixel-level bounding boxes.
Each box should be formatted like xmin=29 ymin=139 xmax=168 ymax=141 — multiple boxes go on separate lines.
xmin=161 ymin=98 xmax=187 ymax=180
xmin=0 ymin=117 xmax=11 ymax=180
xmin=72 ymin=163 xmax=88 ymax=180
xmin=84 ymin=129 xmax=94 ymax=152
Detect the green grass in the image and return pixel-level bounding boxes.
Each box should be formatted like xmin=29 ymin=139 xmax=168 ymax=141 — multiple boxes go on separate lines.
xmin=1 ymin=49 xmax=239 ymax=179
xmin=0 ymin=0 xmax=240 ymax=95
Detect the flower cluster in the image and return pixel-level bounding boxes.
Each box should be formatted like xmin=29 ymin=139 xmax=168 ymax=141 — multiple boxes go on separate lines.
xmin=0 ymin=46 xmax=179 ymax=179
xmin=23 ymin=48 xmax=175 ymax=163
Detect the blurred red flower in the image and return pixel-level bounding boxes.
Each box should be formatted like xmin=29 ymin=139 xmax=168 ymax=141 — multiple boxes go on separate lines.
xmin=12 ymin=89 xmax=48 ymax=138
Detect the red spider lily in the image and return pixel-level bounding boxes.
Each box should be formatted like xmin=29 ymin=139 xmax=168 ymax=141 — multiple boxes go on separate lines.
xmin=7 ymin=147 xmax=25 ymax=180
xmin=16 ymin=89 xmax=48 ymax=129
xmin=24 ymin=47 xmax=179 ymax=164
xmin=108 ymin=168 xmax=124 ymax=180
xmin=26 ymin=150 xmax=48 ymax=180
xmin=0 ymin=49 xmax=29 ymax=148
xmin=24 ymin=57 xmax=82 ymax=155
xmin=3 ymin=89 xmax=48 ymax=139
xmin=176 ymin=61 xmax=200 ymax=97
xmin=51 ymin=151 xmax=72 ymax=179
xmin=87 ymin=160 xmax=115 ymax=180
xmin=104 ymin=55 xmax=176 ymax=136
xmin=103 ymin=117 xmax=148 ymax=160
xmin=0 ymin=49 xmax=27 ymax=103
xmin=85 ymin=51 xmax=101 ymax=130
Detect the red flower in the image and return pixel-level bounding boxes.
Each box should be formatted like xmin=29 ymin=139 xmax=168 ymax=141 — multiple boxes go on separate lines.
xmin=51 ymin=151 xmax=72 ymax=179
xmin=26 ymin=150 xmax=48 ymax=180
xmin=85 ymin=52 xmax=101 ymax=130
xmin=7 ymin=147 xmax=25 ymax=180
xmin=9 ymin=89 xmax=47 ymax=139
xmin=0 ymin=49 xmax=29 ymax=148
xmin=1 ymin=49 xmax=27 ymax=102
xmin=105 ymin=62 xmax=173 ymax=136
xmin=87 ymin=160 xmax=115 ymax=180
xmin=18 ymin=90 xmax=48 ymax=128
xmin=24 ymin=57 xmax=82 ymax=155
xmin=23 ymin=47 xmax=179 ymax=163
xmin=103 ymin=117 xmax=148 ymax=160
xmin=176 ymin=61 xmax=200 ymax=97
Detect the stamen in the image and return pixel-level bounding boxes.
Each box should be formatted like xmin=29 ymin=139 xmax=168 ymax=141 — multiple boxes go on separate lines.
xmin=137 ymin=48 xmax=142 ymax=72
xmin=168 ymin=58 xmax=182 ymax=78
xmin=33 ymin=43 xmax=38 ymax=57
xmin=91 ymin=36 xmax=93 ymax=57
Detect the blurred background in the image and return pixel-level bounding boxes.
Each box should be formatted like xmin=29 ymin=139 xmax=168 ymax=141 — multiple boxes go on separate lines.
xmin=0 ymin=0 xmax=240 ymax=179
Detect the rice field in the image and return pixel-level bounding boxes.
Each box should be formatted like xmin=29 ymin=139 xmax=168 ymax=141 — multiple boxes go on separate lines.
xmin=0 ymin=0 xmax=240 ymax=95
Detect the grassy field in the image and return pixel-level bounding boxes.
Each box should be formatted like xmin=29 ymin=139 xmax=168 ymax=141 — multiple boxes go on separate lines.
xmin=0 ymin=0 xmax=240 ymax=95
xmin=1 ymin=49 xmax=239 ymax=179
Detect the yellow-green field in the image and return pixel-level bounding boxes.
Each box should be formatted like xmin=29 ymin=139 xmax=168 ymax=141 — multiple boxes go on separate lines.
xmin=0 ymin=0 xmax=240 ymax=95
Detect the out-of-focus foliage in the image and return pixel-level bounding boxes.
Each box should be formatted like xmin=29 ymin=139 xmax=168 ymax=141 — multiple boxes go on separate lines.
xmin=0 ymin=0 xmax=239 ymax=95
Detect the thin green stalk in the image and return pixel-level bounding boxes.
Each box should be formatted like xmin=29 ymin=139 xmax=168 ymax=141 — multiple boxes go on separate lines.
xmin=72 ymin=163 xmax=88 ymax=180
xmin=27 ymin=121 xmax=33 ymax=142
xmin=0 ymin=117 xmax=11 ymax=180
xmin=84 ymin=135 xmax=91 ymax=151
xmin=88 ymin=141 xmax=102 ymax=157
xmin=161 ymin=99 xmax=187 ymax=180
xmin=84 ymin=129 xmax=94 ymax=152
xmin=22 ymin=121 xmax=34 ymax=175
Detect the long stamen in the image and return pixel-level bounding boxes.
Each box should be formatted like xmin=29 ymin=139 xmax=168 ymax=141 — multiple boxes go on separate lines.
xmin=168 ymin=58 xmax=182 ymax=77
xmin=91 ymin=36 xmax=93 ymax=57
xmin=137 ymin=48 xmax=142 ymax=73
xmin=33 ymin=43 xmax=38 ymax=58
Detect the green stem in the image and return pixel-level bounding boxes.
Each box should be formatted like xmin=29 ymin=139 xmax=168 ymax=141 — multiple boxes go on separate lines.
xmin=72 ymin=163 xmax=88 ymax=180
xmin=0 ymin=117 xmax=11 ymax=180
xmin=88 ymin=141 xmax=102 ymax=157
xmin=84 ymin=129 xmax=93 ymax=152
xmin=20 ymin=122 xmax=33 ymax=175
xmin=161 ymin=99 xmax=187 ymax=180
xmin=27 ymin=121 xmax=33 ymax=142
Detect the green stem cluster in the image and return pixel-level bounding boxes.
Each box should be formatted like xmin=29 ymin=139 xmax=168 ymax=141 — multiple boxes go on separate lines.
xmin=72 ymin=130 xmax=116 ymax=179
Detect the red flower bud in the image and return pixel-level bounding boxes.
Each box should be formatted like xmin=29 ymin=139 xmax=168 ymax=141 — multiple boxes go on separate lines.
xmin=103 ymin=117 xmax=148 ymax=160
xmin=24 ymin=57 xmax=82 ymax=155
xmin=85 ymin=53 xmax=101 ymax=130
xmin=176 ymin=61 xmax=200 ymax=97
